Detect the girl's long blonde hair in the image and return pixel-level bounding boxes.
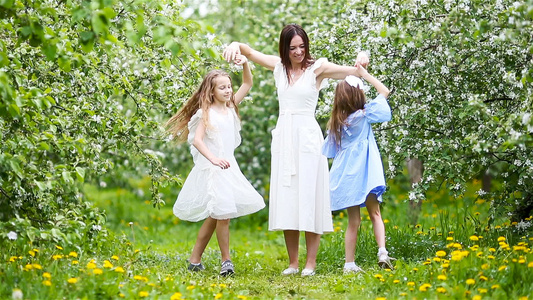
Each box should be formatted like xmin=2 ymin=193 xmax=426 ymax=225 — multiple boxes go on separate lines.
xmin=327 ymin=80 xmax=366 ymax=146
xmin=165 ymin=70 xmax=240 ymax=142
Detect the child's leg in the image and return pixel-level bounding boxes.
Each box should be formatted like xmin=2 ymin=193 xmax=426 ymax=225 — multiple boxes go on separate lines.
xmin=189 ymin=217 xmax=217 ymax=263
xmin=215 ymin=219 xmax=231 ymax=262
xmin=304 ymin=231 xmax=321 ymax=270
xmin=283 ymin=230 xmax=300 ymax=269
xmin=365 ymin=194 xmax=385 ymax=248
xmin=345 ymin=206 xmax=361 ymax=263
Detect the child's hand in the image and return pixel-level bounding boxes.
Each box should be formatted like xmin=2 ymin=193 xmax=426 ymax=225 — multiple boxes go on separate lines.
xmin=356 ymin=52 xmax=369 ymax=69
xmin=209 ymin=157 xmax=231 ymax=169
xmin=354 ymin=63 xmax=369 ymax=78
xmin=233 ymin=54 xmax=247 ymax=66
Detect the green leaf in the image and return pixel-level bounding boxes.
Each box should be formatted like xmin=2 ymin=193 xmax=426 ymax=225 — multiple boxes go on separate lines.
xmin=75 ymin=167 xmax=85 ymax=183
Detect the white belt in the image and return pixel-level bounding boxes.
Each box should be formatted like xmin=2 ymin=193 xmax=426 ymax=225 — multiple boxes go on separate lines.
xmin=278 ymin=109 xmax=315 ymax=186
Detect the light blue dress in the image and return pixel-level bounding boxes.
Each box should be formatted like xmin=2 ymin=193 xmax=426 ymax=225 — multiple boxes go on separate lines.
xmin=322 ymin=94 xmax=391 ymax=211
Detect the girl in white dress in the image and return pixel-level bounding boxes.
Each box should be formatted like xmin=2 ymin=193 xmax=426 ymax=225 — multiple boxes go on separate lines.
xmin=223 ymin=24 xmax=368 ymax=276
xmin=165 ymin=55 xmax=265 ymax=276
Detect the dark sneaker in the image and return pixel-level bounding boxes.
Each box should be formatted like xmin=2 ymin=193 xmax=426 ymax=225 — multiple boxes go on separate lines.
xmin=188 ymin=262 xmax=205 ymax=272
xmin=220 ymin=260 xmax=234 ymax=276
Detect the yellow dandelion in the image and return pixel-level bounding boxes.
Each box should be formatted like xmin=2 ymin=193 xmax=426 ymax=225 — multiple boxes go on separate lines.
xmin=497 ymin=236 xmax=506 ymax=242
xmin=528 ymin=262 xmax=533 ymax=268
xmin=42 ymin=280 xmax=52 ymax=286
xmin=407 ymin=282 xmax=415 ymax=286
xmin=186 ymin=285 xmax=195 ymax=291
xmin=139 ymin=291 xmax=149 ymax=298
xmin=466 ymin=278 xmax=476 ymax=285
xmin=24 ymin=264 xmax=33 ymax=271
xmin=111 ymin=255 xmax=119 ymax=260
xmin=339 ymin=212 xmax=344 ymax=218
xmin=219 ymin=283 xmax=227 ymax=288
xmin=491 ymin=284 xmax=500 ymax=289
xmin=72 ymin=260 xmax=79 ymax=265
xmin=215 ymin=293 xmax=223 ymax=299
xmin=374 ymin=274 xmax=383 ymax=279
xmin=399 ymin=292 xmax=407 ymax=296
xmin=32 ymin=263 xmax=42 ymax=270
xmin=119 ymin=293 xmax=125 ymax=298
xmin=393 ymin=279 xmax=400 ymax=284
xmin=470 ymin=235 xmax=479 ymax=241
xmin=93 ymin=268 xmax=103 ymax=275
xmin=170 ymin=292 xmax=183 ymax=300
xmin=86 ymin=262 xmax=96 ymax=269
xmin=69 ymin=252 xmax=78 ymax=258
xmin=437 ymin=287 xmax=446 ymax=293
xmin=115 ymin=266 xmax=125 ymax=273
xmin=446 ymin=236 xmax=454 ymax=241
xmin=419 ymin=283 xmax=431 ymax=292
xmin=55 ymin=245 xmax=63 ymax=250
xmin=487 ymin=255 xmax=495 ymax=260
xmin=103 ymin=260 xmax=113 ymax=268
xmin=436 ymin=250 xmax=447 ymax=257
xmin=334 ymin=226 xmax=341 ymax=232
xmin=441 ymin=263 xmax=450 ymax=268
xmin=237 ymin=296 xmax=247 ymax=300
xmin=43 ymin=272 xmax=51 ymax=279
xmin=52 ymin=255 xmax=63 ymax=260
xmin=518 ymin=258 xmax=526 ymax=264
xmin=29 ymin=250 xmax=36 ymax=257
xmin=518 ymin=297 xmax=528 ymax=300
xmin=472 ymin=295 xmax=482 ymax=300
xmin=376 ymin=297 xmax=386 ymax=300
xmin=479 ymin=275 xmax=488 ymax=281
xmin=437 ymin=274 xmax=447 ymax=280
xmin=433 ymin=257 xmax=441 ymax=262
xmin=498 ymin=265 xmax=507 ymax=271
xmin=478 ymin=288 xmax=488 ymax=294
xmin=67 ymin=278 xmax=78 ymax=284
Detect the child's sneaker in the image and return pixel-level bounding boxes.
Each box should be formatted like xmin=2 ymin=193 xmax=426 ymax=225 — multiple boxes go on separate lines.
xmin=188 ymin=262 xmax=205 ymax=272
xmin=343 ymin=264 xmax=364 ymax=274
xmin=378 ymin=253 xmax=396 ymax=270
xmin=220 ymin=260 xmax=235 ymax=276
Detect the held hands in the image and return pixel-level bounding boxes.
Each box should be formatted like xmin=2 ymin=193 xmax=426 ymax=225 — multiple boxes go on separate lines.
xmin=209 ymin=157 xmax=231 ymax=169
xmin=223 ymin=42 xmax=241 ymax=63
xmin=356 ymin=51 xmax=369 ymax=69
xmin=233 ymin=54 xmax=247 ymax=66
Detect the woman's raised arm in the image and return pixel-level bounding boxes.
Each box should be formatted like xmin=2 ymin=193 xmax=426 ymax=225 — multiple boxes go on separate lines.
xmin=223 ymin=42 xmax=280 ymax=71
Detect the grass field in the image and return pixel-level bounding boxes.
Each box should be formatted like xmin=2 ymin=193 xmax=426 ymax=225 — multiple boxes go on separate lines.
xmin=2 ymin=177 xmax=532 ymax=299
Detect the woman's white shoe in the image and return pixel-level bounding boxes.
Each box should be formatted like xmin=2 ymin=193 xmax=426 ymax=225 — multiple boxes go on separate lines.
xmin=301 ymin=268 xmax=315 ymax=277
xmin=281 ymin=267 xmax=299 ymax=275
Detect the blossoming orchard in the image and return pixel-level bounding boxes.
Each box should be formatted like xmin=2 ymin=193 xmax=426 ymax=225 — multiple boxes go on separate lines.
xmin=1 ymin=0 xmax=532 ymax=299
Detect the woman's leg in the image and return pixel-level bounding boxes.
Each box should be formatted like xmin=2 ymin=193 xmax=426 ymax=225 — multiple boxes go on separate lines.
xmin=304 ymin=231 xmax=321 ymax=270
xmin=189 ymin=217 xmax=217 ymax=263
xmin=215 ymin=219 xmax=231 ymax=262
xmin=345 ymin=206 xmax=362 ymax=263
xmin=365 ymin=194 xmax=385 ymax=248
xmin=284 ymin=230 xmax=300 ymax=268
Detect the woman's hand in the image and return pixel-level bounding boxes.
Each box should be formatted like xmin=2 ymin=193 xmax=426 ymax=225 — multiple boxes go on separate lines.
xmin=223 ymin=42 xmax=241 ymax=63
xmin=233 ymin=54 xmax=247 ymax=65
xmin=356 ymin=51 xmax=369 ymax=69
xmin=209 ymin=157 xmax=231 ymax=169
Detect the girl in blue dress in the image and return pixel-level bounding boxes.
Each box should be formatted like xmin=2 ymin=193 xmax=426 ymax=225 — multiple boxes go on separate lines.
xmin=322 ymin=64 xmax=394 ymax=273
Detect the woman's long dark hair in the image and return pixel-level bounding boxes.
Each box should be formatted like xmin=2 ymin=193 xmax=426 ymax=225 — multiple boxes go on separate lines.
xmin=278 ymin=24 xmax=314 ymax=83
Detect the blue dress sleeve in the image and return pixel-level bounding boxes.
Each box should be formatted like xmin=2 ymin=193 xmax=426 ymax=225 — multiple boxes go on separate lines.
xmin=364 ymin=94 xmax=391 ymax=124
xmin=321 ymin=132 xmax=338 ymax=158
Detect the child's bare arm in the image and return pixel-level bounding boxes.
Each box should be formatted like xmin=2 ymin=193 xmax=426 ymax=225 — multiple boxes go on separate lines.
xmin=233 ymin=54 xmax=252 ymax=106
xmin=192 ymin=121 xmax=230 ymax=169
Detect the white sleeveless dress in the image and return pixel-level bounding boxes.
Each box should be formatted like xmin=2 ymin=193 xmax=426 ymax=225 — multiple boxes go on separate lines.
xmin=173 ymin=107 xmax=265 ymax=222
xmin=268 ymin=58 xmax=334 ymax=234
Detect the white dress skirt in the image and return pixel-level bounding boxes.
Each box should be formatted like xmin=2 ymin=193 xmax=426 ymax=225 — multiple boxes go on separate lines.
xmin=268 ymin=58 xmax=334 ymax=234
xmin=173 ymin=108 xmax=265 ymax=222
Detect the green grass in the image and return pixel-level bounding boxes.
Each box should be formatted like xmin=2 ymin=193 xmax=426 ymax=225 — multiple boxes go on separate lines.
xmin=2 ymin=178 xmax=532 ymax=299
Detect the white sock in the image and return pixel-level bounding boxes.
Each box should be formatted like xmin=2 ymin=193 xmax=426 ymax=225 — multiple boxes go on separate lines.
xmin=378 ymin=247 xmax=388 ymax=255
xmin=344 ymin=262 xmax=356 ymax=269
